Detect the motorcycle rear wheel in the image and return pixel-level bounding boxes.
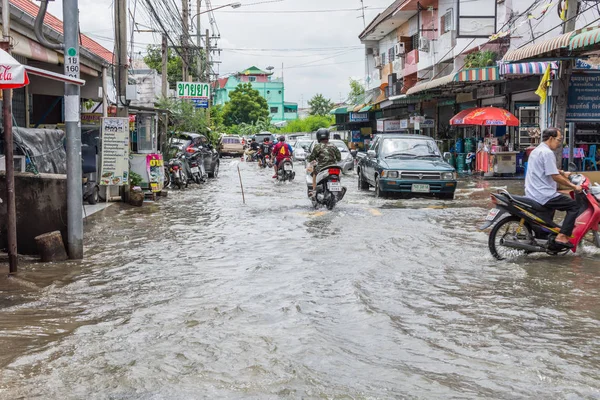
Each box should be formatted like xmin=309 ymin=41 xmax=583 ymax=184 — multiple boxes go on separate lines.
xmin=489 ymin=216 xmax=534 ymax=260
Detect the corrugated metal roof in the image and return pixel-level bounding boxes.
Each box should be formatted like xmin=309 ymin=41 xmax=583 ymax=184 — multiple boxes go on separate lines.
xmin=502 ymin=32 xmax=573 ymax=62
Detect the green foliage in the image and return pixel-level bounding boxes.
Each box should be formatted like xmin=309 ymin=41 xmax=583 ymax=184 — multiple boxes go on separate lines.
xmin=279 ymin=115 xmax=334 ymax=133
xmin=308 ymin=93 xmax=335 ymax=116
xmin=222 ymin=83 xmax=270 ymax=126
xmin=129 ymin=172 xmax=143 ymax=187
xmin=348 ymin=78 xmax=365 ymax=104
xmin=228 ymin=117 xmax=277 ymax=136
xmin=144 ymin=45 xmax=202 ymax=90
xmin=156 ymin=97 xmax=221 ymax=148
xmin=464 ymin=51 xmax=498 ymax=69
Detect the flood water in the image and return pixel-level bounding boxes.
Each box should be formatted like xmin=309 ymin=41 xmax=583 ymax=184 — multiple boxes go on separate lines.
xmin=1 ymin=161 xmax=600 ymax=399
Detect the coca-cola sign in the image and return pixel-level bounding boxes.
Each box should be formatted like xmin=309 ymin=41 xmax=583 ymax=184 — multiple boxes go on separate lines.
xmin=0 ymin=65 xmax=13 ymax=81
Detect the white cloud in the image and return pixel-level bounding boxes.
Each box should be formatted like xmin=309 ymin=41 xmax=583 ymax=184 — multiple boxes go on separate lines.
xmin=46 ymin=0 xmax=392 ymax=105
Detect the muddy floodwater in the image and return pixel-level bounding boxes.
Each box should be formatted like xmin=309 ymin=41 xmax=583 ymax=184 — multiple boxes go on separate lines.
xmin=1 ymin=162 xmax=600 ymax=399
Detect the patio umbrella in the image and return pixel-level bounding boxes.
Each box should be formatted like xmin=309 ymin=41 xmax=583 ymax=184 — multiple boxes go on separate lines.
xmin=1 ymin=48 xmax=30 ymax=273
xmin=461 ymin=107 xmax=520 ymax=126
xmin=449 ymin=108 xmax=477 ymax=125
xmin=0 ymin=49 xmax=29 ymax=88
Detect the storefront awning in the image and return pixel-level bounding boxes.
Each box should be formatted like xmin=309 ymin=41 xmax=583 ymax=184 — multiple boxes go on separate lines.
xmin=352 ymin=104 xmax=365 ymax=112
xmin=330 ymin=106 xmax=349 ymax=115
xmin=406 ymin=73 xmax=455 ymax=95
xmin=359 ymin=105 xmax=372 ymax=112
xmin=24 ymin=65 xmax=86 ymax=86
xmin=570 ymin=28 xmax=600 ymax=51
xmin=499 ymin=61 xmax=558 ymax=76
xmin=455 ymin=66 xmax=499 ymax=82
xmin=502 ymin=32 xmax=573 ymax=62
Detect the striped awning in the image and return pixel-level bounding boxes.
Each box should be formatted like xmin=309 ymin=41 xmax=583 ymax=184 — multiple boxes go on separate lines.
xmin=500 ymin=61 xmax=558 ymax=76
xmin=455 ymin=66 xmax=499 ymax=82
xmin=406 ymin=73 xmax=456 ymax=95
xmin=502 ymin=31 xmax=573 ymax=62
xmin=570 ymin=28 xmax=600 ymax=50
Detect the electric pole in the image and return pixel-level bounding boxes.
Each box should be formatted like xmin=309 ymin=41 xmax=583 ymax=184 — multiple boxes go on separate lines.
xmin=115 ymin=0 xmax=128 ymax=118
xmin=63 ymin=0 xmax=84 ymax=259
xmin=553 ymin=0 xmax=580 ymax=166
xmin=2 ymin=0 xmax=17 ymax=271
xmin=161 ymin=34 xmax=168 ymax=98
xmin=197 ymin=0 xmax=202 ymax=81
xmin=206 ymin=28 xmax=211 ymax=126
xmin=182 ymin=0 xmax=190 ymax=82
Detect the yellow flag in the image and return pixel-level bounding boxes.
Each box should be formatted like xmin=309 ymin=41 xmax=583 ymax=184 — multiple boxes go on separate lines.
xmin=560 ymin=0 xmax=568 ymax=21
xmin=535 ymin=65 xmax=552 ymax=104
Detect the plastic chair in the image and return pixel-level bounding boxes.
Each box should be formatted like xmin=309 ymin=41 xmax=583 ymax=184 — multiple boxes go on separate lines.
xmin=583 ymin=145 xmax=598 ymax=171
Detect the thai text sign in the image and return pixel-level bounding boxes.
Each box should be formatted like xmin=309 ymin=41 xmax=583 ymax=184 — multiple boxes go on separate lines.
xmin=100 ymin=117 xmax=130 ymax=186
xmin=349 ymin=112 xmax=369 ymax=122
xmin=146 ymin=154 xmax=164 ymax=192
xmin=176 ymin=82 xmax=210 ymax=99
xmin=567 ymin=71 xmax=600 ymax=122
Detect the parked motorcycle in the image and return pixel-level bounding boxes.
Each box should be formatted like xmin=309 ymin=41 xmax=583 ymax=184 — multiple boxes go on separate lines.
xmin=185 ymin=148 xmax=207 ymax=184
xmin=480 ymin=172 xmax=600 ymax=260
xmin=277 ymin=158 xmax=295 ymax=182
xmin=306 ymin=163 xmax=347 ymax=210
xmin=167 ymin=152 xmax=189 ymax=189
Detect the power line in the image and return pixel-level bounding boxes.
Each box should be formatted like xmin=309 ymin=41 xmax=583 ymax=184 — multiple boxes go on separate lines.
xmin=219 ymin=7 xmax=387 ymax=14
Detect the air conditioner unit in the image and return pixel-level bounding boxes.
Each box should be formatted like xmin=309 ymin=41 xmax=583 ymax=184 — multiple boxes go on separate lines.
xmin=374 ymin=56 xmax=382 ymax=68
xmin=419 ymin=37 xmax=430 ymax=52
xmin=394 ymin=42 xmax=405 ymax=56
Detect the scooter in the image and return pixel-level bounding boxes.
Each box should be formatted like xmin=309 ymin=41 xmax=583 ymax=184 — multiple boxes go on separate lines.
xmin=480 ymin=172 xmax=600 ymax=260
xmin=277 ymin=158 xmax=295 ymax=182
xmin=185 ymin=148 xmax=207 ymax=184
xmin=306 ymin=163 xmax=347 ymax=210
xmin=167 ymin=153 xmax=189 ymax=189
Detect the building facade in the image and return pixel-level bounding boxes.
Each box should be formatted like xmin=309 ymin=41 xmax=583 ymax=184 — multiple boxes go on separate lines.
xmin=213 ymin=66 xmax=298 ymax=123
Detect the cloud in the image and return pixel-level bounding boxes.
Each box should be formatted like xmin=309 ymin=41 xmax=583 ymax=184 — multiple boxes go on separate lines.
xmin=47 ymin=0 xmax=392 ymax=105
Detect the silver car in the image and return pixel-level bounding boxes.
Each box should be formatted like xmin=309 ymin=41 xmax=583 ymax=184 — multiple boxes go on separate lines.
xmin=307 ymin=139 xmax=354 ymax=173
xmin=294 ymin=138 xmax=313 ymax=162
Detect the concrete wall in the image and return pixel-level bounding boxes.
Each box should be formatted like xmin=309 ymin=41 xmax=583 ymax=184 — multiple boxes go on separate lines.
xmin=0 ymin=172 xmax=67 ymax=255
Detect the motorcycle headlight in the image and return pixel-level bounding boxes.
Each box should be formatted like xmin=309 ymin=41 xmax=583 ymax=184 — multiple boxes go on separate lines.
xmin=381 ymin=170 xmax=399 ymax=178
xmin=442 ymin=172 xmax=456 ymax=180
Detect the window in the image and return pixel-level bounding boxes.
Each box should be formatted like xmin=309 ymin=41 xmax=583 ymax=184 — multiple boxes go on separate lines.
xmin=381 ymin=53 xmax=387 ymax=65
xmin=249 ymin=76 xmax=257 ymax=82
xmin=278 ymin=90 xmax=282 ymax=94
xmin=441 ymin=9 xmax=453 ymax=34
xmin=270 ymin=107 xmax=279 ymax=113
xmin=388 ymin=47 xmax=395 ymax=62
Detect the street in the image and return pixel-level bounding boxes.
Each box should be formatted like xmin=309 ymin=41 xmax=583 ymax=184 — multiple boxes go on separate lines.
xmin=1 ymin=161 xmax=600 ymax=399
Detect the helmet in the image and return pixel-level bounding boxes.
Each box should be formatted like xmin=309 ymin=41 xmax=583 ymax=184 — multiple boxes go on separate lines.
xmin=316 ymin=128 xmax=330 ymax=142
xmin=278 ymin=135 xmax=285 ymax=142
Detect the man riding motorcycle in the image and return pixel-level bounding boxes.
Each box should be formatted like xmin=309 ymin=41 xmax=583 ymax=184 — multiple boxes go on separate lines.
xmin=525 ymin=127 xmax=582 ymax=249
xmin=271 ymin=135 xmax=294 ymax=178
xmin=245 ymin=138 xmax=259 ymax=161
xmin=257 ymin=138 xmax=273 ymax=167
xmin=306 ymin=128 xmax=341 ymax=197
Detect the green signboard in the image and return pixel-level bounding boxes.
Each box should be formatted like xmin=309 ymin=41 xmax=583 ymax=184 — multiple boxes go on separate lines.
xmin=176 ymin=82 xmax=210 ymax=99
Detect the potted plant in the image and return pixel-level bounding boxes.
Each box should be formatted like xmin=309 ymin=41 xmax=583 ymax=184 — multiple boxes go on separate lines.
xmin=128 ymin=171 xmax=144 ymax=207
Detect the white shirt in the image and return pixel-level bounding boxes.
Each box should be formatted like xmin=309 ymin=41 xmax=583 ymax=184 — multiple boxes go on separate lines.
xmin=525 ymin=142 xmax=560 ymax=205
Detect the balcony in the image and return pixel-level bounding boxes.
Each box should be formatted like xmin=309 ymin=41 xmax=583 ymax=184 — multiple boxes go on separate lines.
xmin=436 ymin=30 xmax=457 ymax=63
xmin=403 ymin=49 xmax=419 ymax=76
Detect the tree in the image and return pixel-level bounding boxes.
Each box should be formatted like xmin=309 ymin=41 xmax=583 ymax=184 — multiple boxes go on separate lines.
xmin=144 ymin=45 xmax=202 ymax=90
xmin=308 ymin=93 xmax=334 ymax=116
xmin=222 ymin=83 xmax=270 ymax=126
xmin=280 ymin=115 xmax=334 ymax=133
xmin=348 ymin=78 xmax=365 ymax=104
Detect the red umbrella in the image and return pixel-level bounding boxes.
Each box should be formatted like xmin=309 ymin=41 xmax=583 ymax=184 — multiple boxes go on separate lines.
xmin=461 ymin=107 xmax=520 ymax=126
xmin=449 ymin=108 xmax=477 ymax=126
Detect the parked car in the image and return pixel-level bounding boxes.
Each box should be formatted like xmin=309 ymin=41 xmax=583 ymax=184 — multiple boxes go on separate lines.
xmin=307 ymin=139 xmax=354 ymax=173
xmin=356 ymin=134 xmax=457 ymax=199
xmin=293 ymin=138 xmax=313 ymax=161
xmin=219 ymin=135 xmax=245 ymax=157
xmin=253 ymin=132 xmax=276 ymax=144
xmin=171 ymin=132 xmax=220 ymax=178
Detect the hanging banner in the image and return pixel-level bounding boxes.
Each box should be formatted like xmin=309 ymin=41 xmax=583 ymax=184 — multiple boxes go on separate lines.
xmin=351 ymin=130 xmax=362 ymax=142
xmin=146 ymin=154 xmax=164 ymax=192
xmin=100 ymin=117 xmax=130 ymax=186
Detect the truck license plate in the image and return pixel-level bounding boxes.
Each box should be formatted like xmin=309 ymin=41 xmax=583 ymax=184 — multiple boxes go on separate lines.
xmin=411 ymin=184 xmax=430 ymax=193
xmin=328 ymin=182 xmax=342 ymax=192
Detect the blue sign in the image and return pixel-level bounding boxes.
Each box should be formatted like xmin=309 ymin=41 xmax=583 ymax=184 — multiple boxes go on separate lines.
xmin=349 ymin=112 xmax=369 ymax=122
xmin=192 ymin=99 xmax=209 ymax=109
xmin=575 ymin=59 xmax=600 ymax=70
xmin=567 ymin=71 xmax=600 ymax=122
xmin=351 ymin=130 xmax=362 ymax=142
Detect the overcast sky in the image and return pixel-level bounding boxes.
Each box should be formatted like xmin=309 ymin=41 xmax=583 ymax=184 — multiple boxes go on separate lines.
xmin=46 ymin=0 xmax=392 ymax=107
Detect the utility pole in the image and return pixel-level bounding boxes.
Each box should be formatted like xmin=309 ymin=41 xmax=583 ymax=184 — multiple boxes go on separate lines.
xmin=206 ymin=28 xmax=211 ymax=126
xmin=197 ymin=0 xmax=202 ymax=81
xmin=554 ymin=0 xmax=580 ymax=166
xmin=360 ymin=0 xmax=366 ymax=27
xmin=182 ymin=0 xmax=190 ymax=82
xmin=63 ymin=0 xmax=84 ymax=259
xmin=115 ymin=0 xmax=128 ymax=118
xmin=161 ymin=34 xmax=168 ymax=98
xmin=2 ymin=0 xmax=17 ymax=272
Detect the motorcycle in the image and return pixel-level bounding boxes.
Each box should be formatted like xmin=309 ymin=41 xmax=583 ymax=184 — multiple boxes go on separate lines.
xmin=167 ymin=152 xmax=189 ymax=189
xmin=480 ymin=172 xmax=600 ymax=260
xmin=259 ymin=154 xmax=272 ymax=169
xmin=306 ymin=163 xmax=347 ymax=210
xmin=277 ymin=158 xmax=295 ymax=182
xmin=185 ymin=148 xmax=207 ymax=184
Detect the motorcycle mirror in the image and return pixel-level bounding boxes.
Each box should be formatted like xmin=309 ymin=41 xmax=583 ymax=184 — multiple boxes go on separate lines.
xmin=350 ymin=149 xmax=358 ymax=157
xmin=568 ymin=162 xmax=577 ymax=172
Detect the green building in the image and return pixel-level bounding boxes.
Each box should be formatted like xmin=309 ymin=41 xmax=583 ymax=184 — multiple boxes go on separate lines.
xmin=213 ymin=66 xmax=298 ymax=123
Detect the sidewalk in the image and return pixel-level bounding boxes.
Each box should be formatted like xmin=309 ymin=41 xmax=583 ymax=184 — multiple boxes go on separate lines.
xmin=83 ymin=203 xmax=115 ymax=219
